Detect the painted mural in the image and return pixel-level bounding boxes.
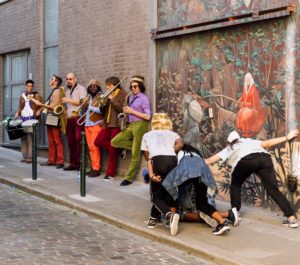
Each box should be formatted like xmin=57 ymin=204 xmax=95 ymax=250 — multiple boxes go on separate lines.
xmin=156 ymin=16 xmax=300 ymax=211
xmin=158 ymin=0 xmax=297 ymax=27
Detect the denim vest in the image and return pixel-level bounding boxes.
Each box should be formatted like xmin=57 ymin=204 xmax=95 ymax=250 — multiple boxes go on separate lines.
xmin=162 ymin=155 xmax=218 ymax=207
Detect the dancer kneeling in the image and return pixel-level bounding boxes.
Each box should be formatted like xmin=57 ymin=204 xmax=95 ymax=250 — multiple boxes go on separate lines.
xmin=163 ymin=138 xmax=237 ymax=235
xmin=141 ymin=113 xmax=181 ymax=236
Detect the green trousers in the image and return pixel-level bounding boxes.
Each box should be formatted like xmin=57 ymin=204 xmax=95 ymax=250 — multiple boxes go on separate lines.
xmin=111 ymin=121 xmax=149 ymax=182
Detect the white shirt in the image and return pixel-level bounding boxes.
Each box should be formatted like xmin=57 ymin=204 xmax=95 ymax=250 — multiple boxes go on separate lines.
xmin=21 ymin=93 xmax=34 ymax=118
xmin=177 ymin=150 xmax=200 ymax=164
xmin=141 ymin=130 xmax=180 ymax=158
xmin=217 ymin=138 xmax=269 ymax=173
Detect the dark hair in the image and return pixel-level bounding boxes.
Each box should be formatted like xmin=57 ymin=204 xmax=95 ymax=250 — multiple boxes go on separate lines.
xmin=25 ymin=79 xmax=34 ymax=86
xmin=53 ymin=74 xmax=62 ymax=87
xmin=87 ymin=84 xmax=102 ymax=94
xmin=130 ymin=75 xmax=146 ymax=93
xmin=229 ymin=139 xmax=240 ymax=150
xmin=181 ymin=144 xmax=203 ymax=158
xmin=105 ymin=76 xmax=121 ymax=88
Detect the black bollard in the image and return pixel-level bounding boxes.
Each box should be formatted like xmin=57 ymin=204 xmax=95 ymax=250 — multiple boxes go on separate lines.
xmin=32 ymin=124 xmax=37 ymax=180
xmin=80 ymin=131 xmax=87 ymax=197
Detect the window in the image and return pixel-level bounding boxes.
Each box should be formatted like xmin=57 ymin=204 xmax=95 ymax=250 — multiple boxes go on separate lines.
xmin=2 ymin=51 xmax=31 ymax=144
xmin=44 ymin=0 xmax=59 ymax=99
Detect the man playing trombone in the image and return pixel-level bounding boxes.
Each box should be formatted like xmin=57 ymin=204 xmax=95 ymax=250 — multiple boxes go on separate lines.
xmin=111 ymin=75 xmax=151 ymax=186
xmin=80 ymin=79 xmax=103 ymax=177
xmin=94 ymin=76 xmax=127 ymax=180
xmin=61 ymin=72 xmax=87 ymax=171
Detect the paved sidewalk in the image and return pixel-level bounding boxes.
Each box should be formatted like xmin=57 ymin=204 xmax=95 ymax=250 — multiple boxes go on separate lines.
xmin=0 ymin=147 xmax=299 ymax=265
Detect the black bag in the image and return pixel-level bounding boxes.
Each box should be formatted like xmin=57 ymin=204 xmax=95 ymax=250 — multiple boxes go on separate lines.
xmin=6 ymin=119 xmax=27 ymax=140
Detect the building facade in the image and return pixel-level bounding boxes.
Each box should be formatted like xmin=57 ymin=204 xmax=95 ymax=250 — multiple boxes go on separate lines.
xmin=1 ymin=0 xmax=299 ymax=212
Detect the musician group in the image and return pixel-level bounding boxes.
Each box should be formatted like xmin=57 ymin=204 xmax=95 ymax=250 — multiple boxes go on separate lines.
xmin=15 ymin=73 xmax=151 ymax=186
xmin=12 ymin=72 xmax=299 ymax=236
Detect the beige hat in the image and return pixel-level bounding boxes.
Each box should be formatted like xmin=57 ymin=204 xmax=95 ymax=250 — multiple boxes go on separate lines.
xmin=88 ymin=79 xmax=100 ymax=87
xmin=151 ymin=113 xmax=173 ymax=131
xmin=227 ymin=131 xmax=240 ymax=143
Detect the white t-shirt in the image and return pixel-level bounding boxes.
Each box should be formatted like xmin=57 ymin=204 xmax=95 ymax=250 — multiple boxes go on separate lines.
xmin=217 ymin=138 xmax=269 ymax=172
xmin=177 ymin=150 xmax=201 ymax=164
xmin=141 ymin=130 xmax=180 ymax=158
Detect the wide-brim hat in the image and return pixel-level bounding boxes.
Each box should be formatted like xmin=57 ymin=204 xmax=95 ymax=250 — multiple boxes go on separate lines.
xmin=151 ymin=113 xmax=173 ymax=130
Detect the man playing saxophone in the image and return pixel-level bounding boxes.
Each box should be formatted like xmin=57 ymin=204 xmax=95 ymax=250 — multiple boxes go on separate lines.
xmin=61 ymin=72 xmax=87 ymax=171
xmin=34 ymin=75 xmax=65 ymax=169
xmin=111 ymin=75 xmax=151 ymax=186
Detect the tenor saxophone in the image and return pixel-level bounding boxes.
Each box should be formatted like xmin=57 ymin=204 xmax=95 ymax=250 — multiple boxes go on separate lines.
xmin=53 ymin=87 xmax=67 ymax=135
xmin=118 ymin=92 xmax=131 ymax=131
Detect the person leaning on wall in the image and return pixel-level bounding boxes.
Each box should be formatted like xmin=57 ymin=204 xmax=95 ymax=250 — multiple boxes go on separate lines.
xmin=111 ymin=75 xmax=151 ymax=186
xmin=61 ymin=72 xmax=87 ymax=171
xmin=205 ymin=129 xmax=299 ymax=228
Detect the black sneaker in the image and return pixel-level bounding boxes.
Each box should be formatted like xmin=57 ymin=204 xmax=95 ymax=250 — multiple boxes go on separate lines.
xmin=103 ymin=175 xmax=113 ymax=181
xmin=147 ymin=218 xmax=157 ymax=229
xmin=227 ymin=207 xmax=240 ymax=227
xmin=120 ymin=179 xmax=132 ymax=186
xmin=212 ymin=221 xmax=230 ymax=235
xmin=168 ymin=212 xmax=180 ymax=236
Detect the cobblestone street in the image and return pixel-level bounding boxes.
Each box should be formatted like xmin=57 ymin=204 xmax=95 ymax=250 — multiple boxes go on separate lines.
xmin=0 ymin=184 xmax=214 ymax=265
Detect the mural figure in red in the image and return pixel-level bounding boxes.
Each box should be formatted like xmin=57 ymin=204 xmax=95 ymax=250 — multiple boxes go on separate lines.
xmin=236 ymin=73 xmax=265 ymax=138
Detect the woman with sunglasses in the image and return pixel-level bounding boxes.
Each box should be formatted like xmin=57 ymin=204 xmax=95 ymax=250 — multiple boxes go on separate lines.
xmin=111 ymin=75 xmax=151 ymax=186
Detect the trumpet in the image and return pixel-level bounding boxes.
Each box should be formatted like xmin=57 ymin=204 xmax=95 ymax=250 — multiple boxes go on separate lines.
xmin=71 ymin=95 xmax=91 ymax=117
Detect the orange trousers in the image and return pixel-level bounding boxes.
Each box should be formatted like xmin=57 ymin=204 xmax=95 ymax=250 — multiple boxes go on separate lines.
xmin=85 ymin=125 xmax=102 ymax=171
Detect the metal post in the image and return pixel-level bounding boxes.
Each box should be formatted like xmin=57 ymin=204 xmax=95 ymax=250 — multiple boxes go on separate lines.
xmin=80 ymin=131 xmax=87 ymax=197
xmin=32 ymin=124 xmax=37 ymax=180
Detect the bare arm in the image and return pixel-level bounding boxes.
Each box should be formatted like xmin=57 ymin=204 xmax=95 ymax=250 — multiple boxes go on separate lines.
xmin=147 ymin=158 xmax=161 ymax=182
xmin=61 ymin=97 xmax=80 ymax=106
xmin=205 ymin=154 xmax=222 ymax=165
xmin=261 ymin=129 xmax=299 ymax=148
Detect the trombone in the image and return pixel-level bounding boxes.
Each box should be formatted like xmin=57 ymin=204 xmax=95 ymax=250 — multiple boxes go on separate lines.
xmin=71 ymin=94 xmax=92 ymax=117
xmin=77 ymin=92 xmax=103 ymax=126
xmin=77 ymin=76 xmax=127 ymax=126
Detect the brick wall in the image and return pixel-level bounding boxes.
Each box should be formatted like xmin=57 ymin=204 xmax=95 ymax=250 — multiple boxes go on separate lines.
xmin=59 ymin=0 xmax=151 ymax=91
xmin=0 ymin=0 xmax=44 ymax=141
xmin=0 ymin=0 xmax=153 ymax=179
xmin=0 ymin=0 xmax=44 ymax=90
xmin=58 ymin=0 xmax=152 ymax=178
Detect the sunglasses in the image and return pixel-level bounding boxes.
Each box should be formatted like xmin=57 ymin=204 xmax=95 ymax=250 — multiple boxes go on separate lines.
xmin=130 ymin=85 xmax=139 ymax=89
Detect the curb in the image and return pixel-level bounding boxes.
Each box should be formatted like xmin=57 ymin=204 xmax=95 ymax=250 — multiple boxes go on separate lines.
xmin=0 ymin=176 xmax=251 ymax=265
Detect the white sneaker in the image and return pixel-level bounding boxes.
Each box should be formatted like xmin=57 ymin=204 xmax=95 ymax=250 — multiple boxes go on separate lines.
xmin=282 ymin=217 xmax=298 ymax=228
xmin=199 ymin=212 xmax=217 ymax=228
xmin=169 ymin=213 xmax=180 ymax=236
xmin=228 ymin=207 xmax=240 ymax=227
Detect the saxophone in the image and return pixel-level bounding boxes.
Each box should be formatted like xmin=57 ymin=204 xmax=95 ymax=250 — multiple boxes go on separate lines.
xmin=53 ymin=87 xmax=67 ymax=135
xmin=118 ymin=92 xmax=131 ymax=131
